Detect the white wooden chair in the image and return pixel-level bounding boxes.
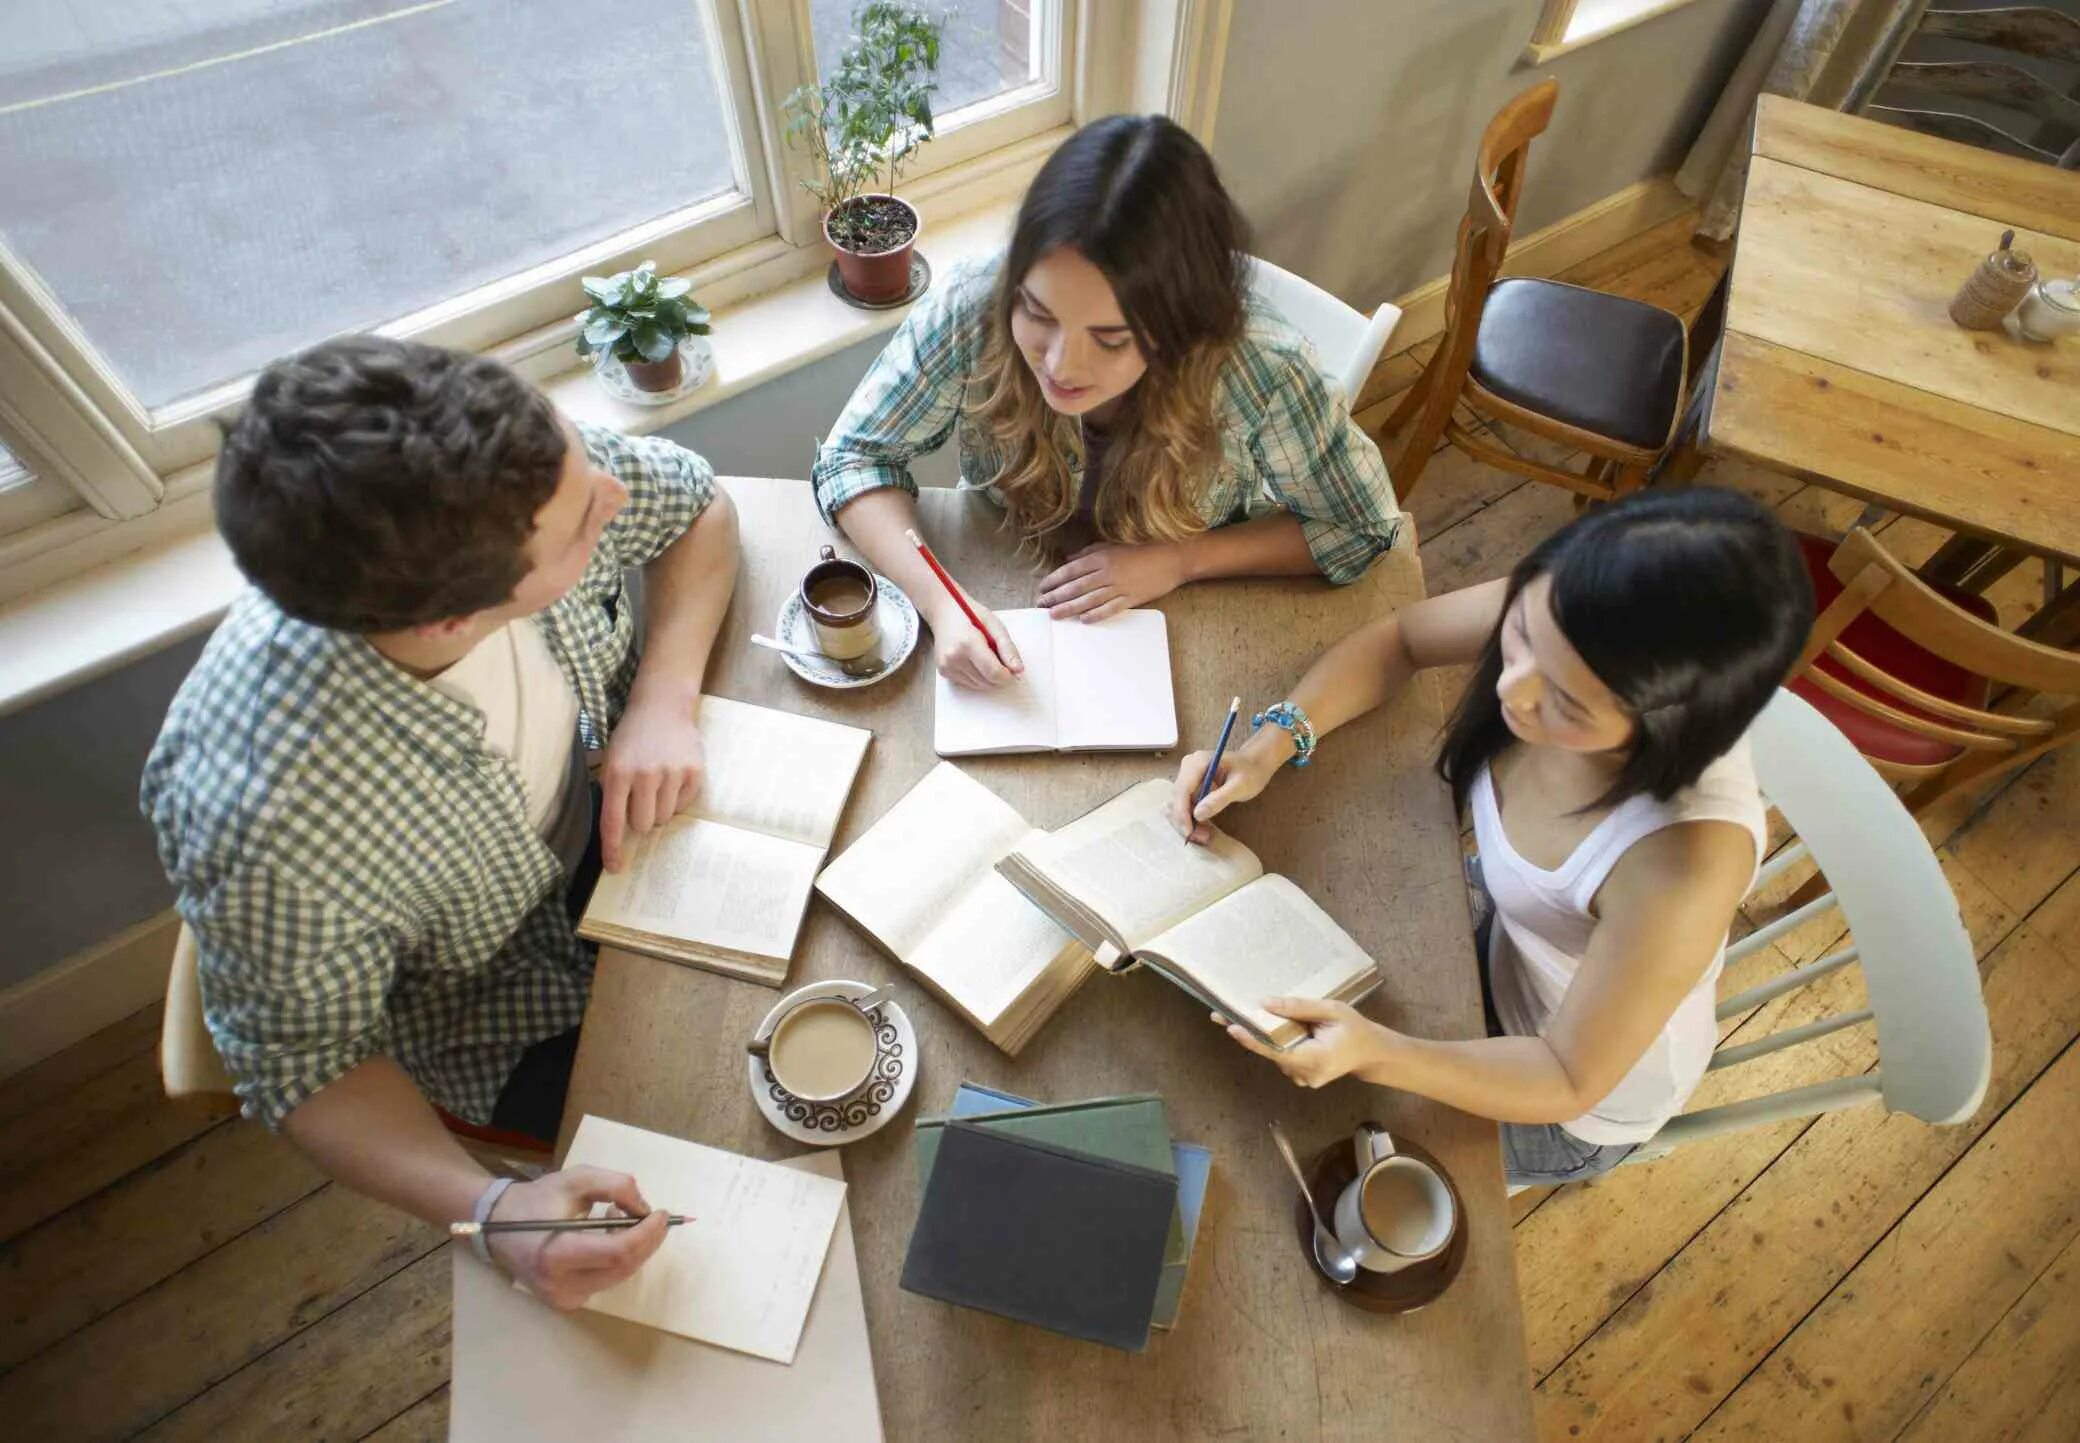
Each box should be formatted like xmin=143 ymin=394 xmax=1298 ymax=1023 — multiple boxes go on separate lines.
xmin=1246 ymin=257 xmax=1403 ymax=404
xmin=1626 ymin=687 xmax=1992 ymax=1163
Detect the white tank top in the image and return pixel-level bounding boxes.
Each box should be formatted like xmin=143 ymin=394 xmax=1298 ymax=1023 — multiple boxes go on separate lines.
xmin=1472 ymin=740 xmax=1766 ymax=1145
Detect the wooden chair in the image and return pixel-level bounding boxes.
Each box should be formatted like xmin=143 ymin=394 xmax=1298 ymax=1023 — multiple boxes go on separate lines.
xmin=160 ymin=923 xmax=556 ymax=1166
xmin=1379 ymin=79 xmax=1689 ymax=504
xmin=1786 ymin=528 xmax=2080 ymax=819
xmin=1847 ymin=2 xmax=2080 ymax=170
xmin=1622 ymin=688 xmax=1991 ymax=1163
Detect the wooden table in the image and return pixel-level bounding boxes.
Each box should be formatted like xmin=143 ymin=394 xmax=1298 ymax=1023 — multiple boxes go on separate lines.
xmin=563 ymin=477 xmax=1534 ymax=1441
xmin=1707 ymin=94 xmax=2080 ymax=569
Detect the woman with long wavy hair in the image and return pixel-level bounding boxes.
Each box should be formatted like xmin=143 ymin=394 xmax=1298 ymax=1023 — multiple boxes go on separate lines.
xmin=811 ymin=114 xmax=1400 ymax=689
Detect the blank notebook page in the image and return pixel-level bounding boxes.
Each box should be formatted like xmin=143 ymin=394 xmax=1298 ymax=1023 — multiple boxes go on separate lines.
xmin=1053 ymin=610 xmax=1176 ymax=751
xmin=932 ymin=609 xmax=1058 ymax=755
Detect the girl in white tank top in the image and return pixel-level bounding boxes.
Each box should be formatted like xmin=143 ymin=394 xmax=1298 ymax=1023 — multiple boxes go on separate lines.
xmin=1164 ymin=488 xmax=1815 ymax=1185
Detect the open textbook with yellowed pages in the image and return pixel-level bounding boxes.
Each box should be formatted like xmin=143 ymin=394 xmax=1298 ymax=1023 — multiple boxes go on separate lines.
xmin=995 ymin=779 xmax=1382 ymax=1049
xmin=579 ymin=695 xmax=871 ymax=986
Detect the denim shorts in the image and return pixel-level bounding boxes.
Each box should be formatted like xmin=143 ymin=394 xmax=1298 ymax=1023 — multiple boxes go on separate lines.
xmin=1467 ymin=858 xmax=1639 ymax=1187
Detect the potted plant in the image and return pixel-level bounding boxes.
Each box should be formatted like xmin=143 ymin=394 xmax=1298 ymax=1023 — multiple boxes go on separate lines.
xmin=784 ymin=2 xmax=943 ymax=304
xmin=574 ymin=260 xmax=711 ymax=395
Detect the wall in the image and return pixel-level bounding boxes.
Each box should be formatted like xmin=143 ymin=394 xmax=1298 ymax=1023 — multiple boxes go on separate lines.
xmin=1212 ymin=0 xmax=1775 ymax=307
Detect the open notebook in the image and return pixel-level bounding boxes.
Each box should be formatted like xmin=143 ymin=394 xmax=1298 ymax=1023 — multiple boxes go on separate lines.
xmin=934 ymin=609 xmax=1176 ymax=756
xmin=579 ymin=695 xmax=872 ymax=985
xmin=996 ymin=779 xmax=1382 ymax=1049
xmin=451 ymin=1148 xmax=880 ymax=1443
xmin=815 ymin=762 xmax=1097 ymax=1054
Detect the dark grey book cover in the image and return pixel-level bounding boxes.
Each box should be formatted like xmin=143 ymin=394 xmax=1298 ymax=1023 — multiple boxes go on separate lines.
xmin=899 ymin=1119 xmax=1177 ymax=1352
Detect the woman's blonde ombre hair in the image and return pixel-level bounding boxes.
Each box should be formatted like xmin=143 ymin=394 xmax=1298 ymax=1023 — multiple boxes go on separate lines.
xmin=966 ymin=116 xmax=1250 ymax=549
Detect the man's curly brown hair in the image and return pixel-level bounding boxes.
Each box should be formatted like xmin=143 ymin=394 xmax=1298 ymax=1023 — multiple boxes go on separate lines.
xmin=215 ymin=336 xmax=569 ymax=632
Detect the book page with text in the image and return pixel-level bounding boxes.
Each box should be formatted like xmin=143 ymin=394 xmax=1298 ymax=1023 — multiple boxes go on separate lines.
xmin=815 ymin=762 xmax=1035 ymax=960
xmin=585 ymin=818 xmax=823 ymax=961
xmin=1022 ymin=779 xmax=1261 ymax=951
xmin=691 ymin=696 xmax=871 ymax=847
xmin=1053 ymin=610 xmax=1177 ymax=751
xmin=932 ymin=609 xmax=1058 ymax=756
xmin=1145 ymin=874 xmax=1377 ymax=1045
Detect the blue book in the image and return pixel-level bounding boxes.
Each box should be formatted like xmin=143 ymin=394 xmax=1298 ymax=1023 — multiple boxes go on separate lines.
xmin=947 ymin=1082 xmax=1212 ymax=1329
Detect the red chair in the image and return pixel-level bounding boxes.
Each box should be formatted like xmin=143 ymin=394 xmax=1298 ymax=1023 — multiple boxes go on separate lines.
xmin=1787 ymin=529 xmax=2080 ymax=818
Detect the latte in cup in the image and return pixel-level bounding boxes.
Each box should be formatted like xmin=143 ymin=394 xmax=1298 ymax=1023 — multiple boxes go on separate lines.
xmin=767 ymin=998 xmax=878 ymax=1102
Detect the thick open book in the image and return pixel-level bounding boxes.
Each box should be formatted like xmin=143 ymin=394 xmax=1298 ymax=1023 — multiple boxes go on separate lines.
xmin=934 ymin=609 xmax=1176 ymax=756
xmin=996 ymin=779 xmax=1381 ymax=1049
xmin=579 ymin=695 xmax=871 ymax=986
xmin=815 ymin=762 xmax=1096 ymax=1053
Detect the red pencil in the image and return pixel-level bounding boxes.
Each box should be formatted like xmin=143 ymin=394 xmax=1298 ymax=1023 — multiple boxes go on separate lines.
xmin=905 ymin=528 xmax=1009 ymax=667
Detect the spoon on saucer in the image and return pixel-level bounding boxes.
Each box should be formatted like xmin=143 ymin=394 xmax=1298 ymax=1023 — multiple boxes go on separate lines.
xmin=1270 ymin=1121 xmax=1358 ymax=1285
xmin=749 ymin=633 xmax=828 ymax=661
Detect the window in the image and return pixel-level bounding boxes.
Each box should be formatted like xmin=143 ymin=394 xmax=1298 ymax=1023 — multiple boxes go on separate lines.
xmin=0 ymin=0 xmax=1206 ymax=602
xmin=1524 ymin=0 xmax=1701 ymax=63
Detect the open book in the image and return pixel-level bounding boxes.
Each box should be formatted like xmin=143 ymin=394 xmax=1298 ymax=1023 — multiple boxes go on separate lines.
xmin=995 ymin=780 xmax=1382 ymax=1049
xmin=815 ymin=762 xmax=1096 ymax=1053
xmin=934 ymin=609 xmax=1176 ymax=756
xmin=579 ymin=695 xmax=871 ymax=986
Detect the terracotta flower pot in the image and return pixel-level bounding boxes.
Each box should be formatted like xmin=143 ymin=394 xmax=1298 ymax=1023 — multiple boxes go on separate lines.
xmin=826 ymin=194 xmax=921 ymax=304
xmin=620 ymin=348 xmax=684 ymax=393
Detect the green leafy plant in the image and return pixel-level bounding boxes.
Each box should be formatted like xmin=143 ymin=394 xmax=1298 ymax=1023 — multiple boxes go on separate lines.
xmin=783 ymin=2 xmax=943 ymax=250
xmin=573 ymin=261 xmax=710 ymax=367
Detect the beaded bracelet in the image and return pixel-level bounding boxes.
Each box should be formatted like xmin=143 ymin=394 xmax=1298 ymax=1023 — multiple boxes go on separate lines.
xmin=1251 ymin=700 xmax=1317 ymax=768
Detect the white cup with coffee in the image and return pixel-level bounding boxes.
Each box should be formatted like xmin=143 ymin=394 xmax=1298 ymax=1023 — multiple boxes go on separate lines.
xmin=748 ymin=992 xmax=882 ymax=1103
xmin=1332 ymin=1123 xmax=1457 ymax=1274
xmin=801 ymin=546 xmax=882 ymax=662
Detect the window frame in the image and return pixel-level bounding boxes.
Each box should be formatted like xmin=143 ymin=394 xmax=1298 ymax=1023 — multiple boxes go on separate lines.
xmin=0 ymin=0 xmax=1207 ymax=606
xmin=1523 ymin=0 xmax=1710 ymax=64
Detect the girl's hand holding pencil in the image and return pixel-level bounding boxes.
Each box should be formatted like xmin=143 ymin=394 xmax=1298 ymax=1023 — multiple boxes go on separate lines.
xmin=905 ymin=528 xmax=1025 ymax=691
xmin=1166 ymin=721 xmax=1294 ymax=844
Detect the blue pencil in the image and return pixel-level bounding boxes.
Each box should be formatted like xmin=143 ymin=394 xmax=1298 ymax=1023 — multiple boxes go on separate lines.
xmin=1192 ymin=696 xmax=1243 ymax=822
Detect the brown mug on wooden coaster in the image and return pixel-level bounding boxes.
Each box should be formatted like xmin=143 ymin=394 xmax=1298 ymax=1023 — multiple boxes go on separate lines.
xmin=800 ymin=546 xmax=881 ymax=662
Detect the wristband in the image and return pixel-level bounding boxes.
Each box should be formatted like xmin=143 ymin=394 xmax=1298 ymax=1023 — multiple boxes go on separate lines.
xmin=470 ymin=1175 xmax=517 ymax=1264
xmin=1251 ymin=701 xmax=1317 ymax=768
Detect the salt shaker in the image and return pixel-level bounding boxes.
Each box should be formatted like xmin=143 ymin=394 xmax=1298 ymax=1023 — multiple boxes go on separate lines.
xmin=1949 ymin=230 xmax=2037 ymax=331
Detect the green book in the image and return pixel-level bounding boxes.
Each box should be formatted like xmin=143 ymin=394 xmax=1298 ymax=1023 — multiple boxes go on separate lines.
xmin=914 ymin=1091 xmax=1188 ymax=1320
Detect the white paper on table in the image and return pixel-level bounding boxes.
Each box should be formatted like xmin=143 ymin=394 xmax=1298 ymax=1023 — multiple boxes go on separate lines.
xmin=559 ymin=1115 xmax=848 ymax=1363
xmin=452 ymin=1150 xmax=881 ymax=1443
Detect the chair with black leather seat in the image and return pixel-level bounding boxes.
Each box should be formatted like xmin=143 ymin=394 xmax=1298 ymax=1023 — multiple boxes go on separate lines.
xmin=1379 ymin=79 xmax=1689 ymax=504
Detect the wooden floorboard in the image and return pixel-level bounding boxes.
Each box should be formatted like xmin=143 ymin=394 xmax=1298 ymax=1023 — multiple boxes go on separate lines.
xmin=2 ymin=217 xmax=2070 ymax=1442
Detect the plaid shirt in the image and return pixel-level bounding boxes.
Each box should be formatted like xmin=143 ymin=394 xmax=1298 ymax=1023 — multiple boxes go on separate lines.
xmin=141 ymin=423 xmax=715 ymax=1130
xmin=811 ymin=257 xmax=1399 ymax=581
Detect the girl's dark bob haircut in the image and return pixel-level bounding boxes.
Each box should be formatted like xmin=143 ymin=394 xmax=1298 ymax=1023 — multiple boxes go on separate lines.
xmin=1437 ymin=485 xmax=1815 ymax=815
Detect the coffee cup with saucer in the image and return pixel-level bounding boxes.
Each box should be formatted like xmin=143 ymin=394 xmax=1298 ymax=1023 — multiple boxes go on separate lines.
xmin=746 ymin=979 xmax=917 ymax=1145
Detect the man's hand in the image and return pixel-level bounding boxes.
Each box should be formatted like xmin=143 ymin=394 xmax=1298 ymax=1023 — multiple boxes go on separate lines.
xmin=487 ymin=1165 xmax=671 ymax=1309
xmin=1216 ymin=998 xmax=1395 ymax=1089
xmin=1038 ymin=540 xmax=1190 ymax=622
xmin=600 ymin=696 xmax=705 ymax=871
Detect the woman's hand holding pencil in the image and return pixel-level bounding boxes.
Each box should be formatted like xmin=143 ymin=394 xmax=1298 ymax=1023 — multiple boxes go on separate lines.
xmin=1167 ymin=714 xmax=1294 ymax=845
xmin=905 ymin=528 xmax=1025 ymax=691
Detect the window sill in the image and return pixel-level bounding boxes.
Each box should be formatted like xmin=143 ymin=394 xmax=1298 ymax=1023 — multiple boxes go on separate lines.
xmin=1521 ymin=0 xmax=1709 ymax=64
xmin=0 ymin=194 xmax=1021 ymax=717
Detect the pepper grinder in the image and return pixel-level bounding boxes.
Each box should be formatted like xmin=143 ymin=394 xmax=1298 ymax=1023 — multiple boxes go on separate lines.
xmin=1949 ymin=230 xmax=2037 ymax=331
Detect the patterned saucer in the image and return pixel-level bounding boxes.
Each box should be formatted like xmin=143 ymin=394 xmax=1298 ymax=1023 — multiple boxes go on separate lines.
xmin=771 ymin=574 xmax=919 ymax=690
xmin=747 ymin=979 xmax=918 ymax=1146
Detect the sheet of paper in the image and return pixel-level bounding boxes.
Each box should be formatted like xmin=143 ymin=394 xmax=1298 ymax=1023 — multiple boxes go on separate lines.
xmin=908 ymin=868 xmax=1084 ymax=1027
xmin=1053 ymin=610 xmax=1178 ymax=751
xmin=932 ymin=609 xmax=1058 ymax=756
xmin=586 ymin=818 xmax=823 ymax=961
xmin=558 ymin=1116 xmax=848 ymax=1363
xmin=451 ymin=1150 xmax=881 ymax=1443
xmin=694 ymin=695 xmax=872 ymax=847
xmin=1025 ymin=779 xmax=1261 ymax=950
xmin=816 ymin=762 xmax=1034 ymax=959
xmin=1148 ymin=874 xmax=1376 ymax=1043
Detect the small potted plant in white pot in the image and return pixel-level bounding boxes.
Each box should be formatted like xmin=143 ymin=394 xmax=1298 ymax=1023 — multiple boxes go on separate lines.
xmin=785 ymin=1 xmax=942 ymax=305
xmin=575 ymin=260 xmax=711 ymax=396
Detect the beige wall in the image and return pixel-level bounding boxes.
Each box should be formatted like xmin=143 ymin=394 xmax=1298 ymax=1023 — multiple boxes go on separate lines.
xmin=1211 ymin=0 xmax=1775 ymax=307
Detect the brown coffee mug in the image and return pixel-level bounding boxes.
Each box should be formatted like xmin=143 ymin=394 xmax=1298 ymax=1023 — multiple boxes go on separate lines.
xmin=800 ymin=546 xmax=881 ymax=661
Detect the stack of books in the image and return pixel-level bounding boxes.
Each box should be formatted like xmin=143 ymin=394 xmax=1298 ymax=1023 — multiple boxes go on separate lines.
xmin=899 ymin=1087 xmax=1213 ymax=1352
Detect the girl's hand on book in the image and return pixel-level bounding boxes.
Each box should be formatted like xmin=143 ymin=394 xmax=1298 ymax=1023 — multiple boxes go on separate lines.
xmin=1167 ymin=730 xmax=1288 ymax=843
xmin=1038 ymin=541 xmax=1189 ymax=623
xmin=1214 ymin=998 xmax=1388 ymax=1089
xmin=928 ymin=594 xmax=1023 ymax=690
xmin=489 ymin=1166 xmax=671 ymax=1310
